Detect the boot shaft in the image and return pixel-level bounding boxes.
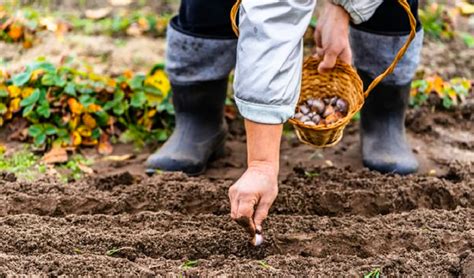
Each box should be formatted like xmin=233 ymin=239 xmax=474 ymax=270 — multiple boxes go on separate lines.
xmin=171 ymin=79 xmax=228 ymax=125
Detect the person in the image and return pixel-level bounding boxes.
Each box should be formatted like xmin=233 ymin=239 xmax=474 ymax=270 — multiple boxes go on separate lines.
xmin=146 ymin=0 xmax=424 ymax=238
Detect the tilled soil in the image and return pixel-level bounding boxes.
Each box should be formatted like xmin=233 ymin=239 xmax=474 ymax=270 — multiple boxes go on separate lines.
xmin=1 ymin=5 xmax=474 ymax=276
xmin=1 ymin=162 xmax=473 ymax=276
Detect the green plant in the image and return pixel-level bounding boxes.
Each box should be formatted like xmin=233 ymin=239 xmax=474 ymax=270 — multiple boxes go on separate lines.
xmin=364 ymin=268 xmax=381 ymax=278
xmin=304 ymin=171 xmax=319 ymax=178
xmin=257 ymin=260 xmax=273 ymax=269
xmin=0 ymin=150 xmax=42 ymax=180
xmin=0 ymin=58 xmax=174 ymax=157
xmin=419 ymin=3 xmax=455 ymax=40
xmin=105 ymin=247 xmax=121 ymax=257
xmin=180 ymin=260 xmax=198 ymax=270
xmin=410 ymin=75 xmax=472 ymax=109
xmin=58 ymin=154 xmax=93 ymax=182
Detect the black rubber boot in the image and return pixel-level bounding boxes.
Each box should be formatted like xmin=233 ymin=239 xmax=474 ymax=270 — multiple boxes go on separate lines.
xmin=359 ymin=71 xmax=419 ymax=175
xmin=145 ymin=79 xmax=228 ymax=176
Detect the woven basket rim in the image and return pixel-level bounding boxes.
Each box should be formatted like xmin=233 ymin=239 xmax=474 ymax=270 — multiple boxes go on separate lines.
xmin=290 ymin=57 xmax=363 ymax=131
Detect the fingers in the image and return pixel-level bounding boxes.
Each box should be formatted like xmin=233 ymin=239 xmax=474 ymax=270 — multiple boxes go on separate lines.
xmin=228 ymin=186 xmax=239 ymax=219
xmin=253 ymin=200 xmax=272 ymax=233
xmin=339 ymin=46 xmax=352 ymax=65
xmin=229 ymin=186 xmax=258 ymax=236
xmin=314 ymin=27 xmax=322 ymax=48
xmin=235 ymin=198 xmax=257 ymax=236
xmin=318 ymin=50 xmax=338 ymax=73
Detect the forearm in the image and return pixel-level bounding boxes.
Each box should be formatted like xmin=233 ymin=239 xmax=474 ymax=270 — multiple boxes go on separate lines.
xmin=245 ymin=119 xmax=282 ymax=172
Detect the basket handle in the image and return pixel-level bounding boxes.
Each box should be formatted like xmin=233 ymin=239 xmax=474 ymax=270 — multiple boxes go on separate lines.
xmin=230 ymin=0 xmax=241 ymax=37
xmin=362 ymin=0 xmax=417 ymax=98
xmin=230 ymin=0 xmax=417 ymax=98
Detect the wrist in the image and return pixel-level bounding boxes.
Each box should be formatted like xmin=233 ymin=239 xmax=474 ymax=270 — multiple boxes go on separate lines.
xmin=326 ymin=1 xmax=350 ymax=23
xmin=247 ymin=160 xmax=279 ymax=179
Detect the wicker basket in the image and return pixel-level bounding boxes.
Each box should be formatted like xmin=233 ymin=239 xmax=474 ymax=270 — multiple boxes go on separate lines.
xmin=231 ymin=0 xmax=417 ymax=147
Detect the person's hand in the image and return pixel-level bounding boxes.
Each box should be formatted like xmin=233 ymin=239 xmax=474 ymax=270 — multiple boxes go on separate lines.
xmin=228 ymin=161 xmax=278 ymax=239
xmin=314 ymin=1 xmax=352 ymax=73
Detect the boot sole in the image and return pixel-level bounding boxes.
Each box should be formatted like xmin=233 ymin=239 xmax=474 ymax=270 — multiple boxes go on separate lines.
xmin=145 ymin=140 xmax=226 ymax=177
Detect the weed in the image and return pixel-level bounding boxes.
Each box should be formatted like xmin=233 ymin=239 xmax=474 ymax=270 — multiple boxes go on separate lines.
xmin=410 ymin=75 xmax=471 ymax=109
xmin=58 ymin=154 xmax=93 ymax=182
xmin=0 ymin=150 xmax=42 ymax=180
xmin=364 ymin=268 xmax=381 ymax=278
xmin=105 ymin=247 xmax=121 ymax=257
xmin=304 ymin=171 xmax=319 ymax=178
xmin=257 ymin=260 xmax=273 ymax=270
xmin=180 ymin=260 xmax=198 ymax=270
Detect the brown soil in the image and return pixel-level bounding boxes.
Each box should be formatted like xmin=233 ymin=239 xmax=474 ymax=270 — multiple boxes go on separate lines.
xmin=1 ymin=161 xmax=473 ymax=276
xmin=1 ymin=6 xmax=474 ymax=276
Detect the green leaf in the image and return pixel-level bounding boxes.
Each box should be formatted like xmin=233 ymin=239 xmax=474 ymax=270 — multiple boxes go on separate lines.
xmin=442 ymin=96 xmax=453 ymax=109
xmin=22 ymin=104 xmax=35 ymax=117
xmin=130 ymin=91 xmax=146 ymax=108
xmin=94 ymin=111 xmax=109 ymax=126
xmin=41 ymin=73 xmax=56 ymax=86
xmin=64 ymin=82 xmax=77 ymax=96
xmin=37 ymin=100 xmax=51 ymax=118
xmin=31 ymin=61 xmax=56 ymax=72
xmin=113 ymin=101 xmax=127 ymax=115
xmin=20 ymin=88 xmax=41 ymax=107
xmin=43 ymin=124 xmax=57 ymax=135
xmin=57 ymin=128 xmax=69 ymax=138
xmin=0 ymin=89 xmax=8 ymax=97
xmin=78 ymin=95 xmax=96 ymax=107
xmin=91 ymin=128 xmax=101 ymax=140
xmin=103 ymin=90 xmax=125 ymax=111
xmin=54 ymin=75 xmax=67 ymax=87
xmin=460 ymin=32 xmax=474 ymax=48
xmin=28 ymin=124 xmax=43 ymax=137
xmin=129 ymin=75 xmax=145 ymax=90
xmin=12 ymin=67 xmax=33 ymax=86
xmin=0 ymin=103 xmax=7 ymax=114
xmin=34 ymin=133 xmax=47 ymax=146
xmin=144 ymin=85 xmax=163 ymax=96
xmin=155 ymin=129 xmax=168 ymax=142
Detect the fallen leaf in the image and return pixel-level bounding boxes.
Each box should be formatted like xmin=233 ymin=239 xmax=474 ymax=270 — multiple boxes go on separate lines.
xmin=68 ymin=98 xmax=84 ymax=115
xmin=42 ymin=146 xmax=68 ymax=164
xmin=8 ymin=23 xmax=23 ymax=41
xmin=77 ymin=163 xmax=94 ymax=175
xmin=85 ymin=7 xmax=112 ymax=20
xmin=82 ymin=113 xmax=97 ymax=129
xmin=98 ymin=133 xmax=113 ymax=155
xmin=102 ymin=154 xmax=133 ymax=161
xmin=108 ymin=0 xmax=132 ymax=6
xmin=458 ymin=2 xmax=474 ymax=15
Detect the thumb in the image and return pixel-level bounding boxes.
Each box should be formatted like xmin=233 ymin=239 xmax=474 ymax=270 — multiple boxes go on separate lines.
xmin=318 ymin=50 xmax=337 ymax=74
xmin=253 ymin=201 xmax=272 ymax=233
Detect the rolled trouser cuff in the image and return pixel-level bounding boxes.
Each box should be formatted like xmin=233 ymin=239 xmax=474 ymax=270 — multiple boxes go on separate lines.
xmin=234 ymin=95 xmax=296 ymax=125
xmin=350 ymin=28 xmax=424 ymax=85
xmin=332 ymin=0 xmax=383 ymax=24
xmin=165 ymin=22 xmax=237 ymax=84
